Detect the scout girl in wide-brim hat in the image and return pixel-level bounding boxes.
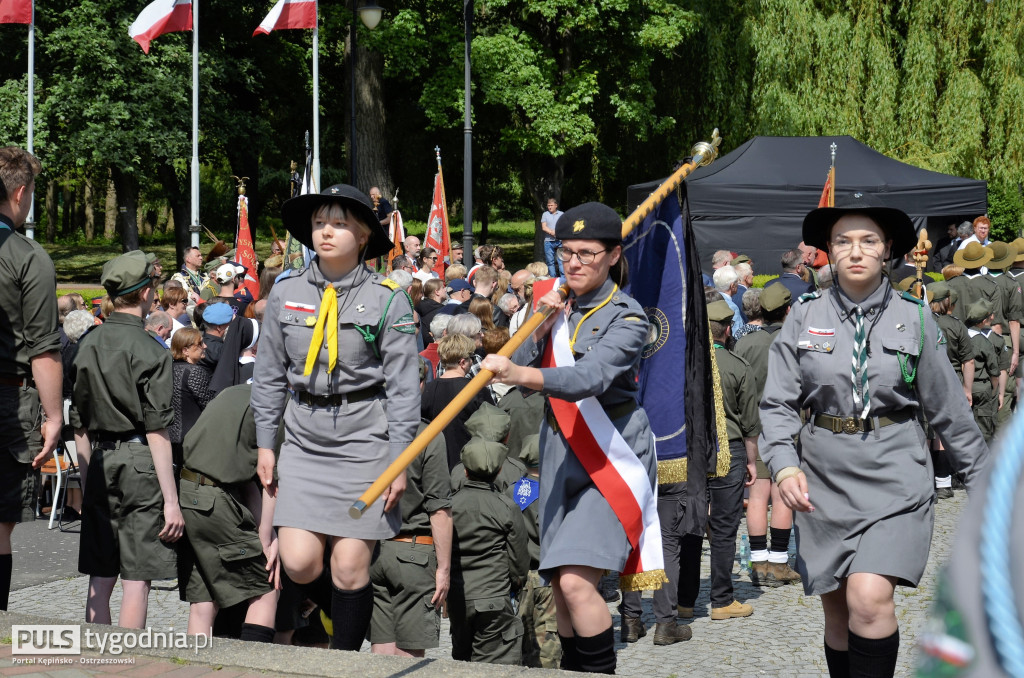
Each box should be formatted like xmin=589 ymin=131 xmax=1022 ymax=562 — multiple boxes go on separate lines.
xmin=281 ymin=184 xmax=393 ymax=260
xmin=802 ymin=192 xmax=917 ymax=260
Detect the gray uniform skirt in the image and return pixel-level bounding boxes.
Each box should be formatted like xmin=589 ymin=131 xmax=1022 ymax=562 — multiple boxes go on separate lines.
xmin=274 ymin=396 xmax=400 ymax=539
xmin=537 ymin=406 xmax=657 ymax=582
xmin=795 ymin=417 xmax=934 ymax=596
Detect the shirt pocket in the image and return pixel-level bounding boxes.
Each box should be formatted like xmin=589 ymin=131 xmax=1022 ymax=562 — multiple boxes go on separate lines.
xmin=876 ymin=333 xmax=921 ymax=391
xmin=279 ymin=308 xmax=317 ymax=366
xmin=338 ymin=306 xmax=382 ymax=366
xmin=797 ymin=329 xmax=839 ymax=384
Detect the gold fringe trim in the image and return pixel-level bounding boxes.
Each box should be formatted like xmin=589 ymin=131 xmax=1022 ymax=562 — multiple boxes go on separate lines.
xmin=619 ymin=569 xmax=669 ymax=592
xmin=657 ymin=457 xmax=688 ymax=484
xmin=708 ymin=322 xmax=731 ymax=478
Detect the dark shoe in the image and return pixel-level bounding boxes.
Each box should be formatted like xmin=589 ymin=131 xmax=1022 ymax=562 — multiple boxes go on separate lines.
xmin=767 ymin=562 xmax=802 ymax=585
xmin=620 ymin=614 xmax=646 ymax=643
xmin=653 ymin=620 xmax=692 ymax=645
xmin=61 ymin=507 xmax=81 ymax=522
xmin=749 ymin=561 xmax=772 ymax=587
xmin=936 ymin=487 xmax=954 ymax=500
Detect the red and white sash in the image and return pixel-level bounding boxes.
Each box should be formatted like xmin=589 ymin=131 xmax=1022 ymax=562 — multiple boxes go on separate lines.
xmin=537 ymin=278 xmax=666 ymax=590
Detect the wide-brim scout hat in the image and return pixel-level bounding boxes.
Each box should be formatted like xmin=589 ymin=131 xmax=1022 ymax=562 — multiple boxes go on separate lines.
xmin=1011 ymin=238 xmax=1024 ymax=263
xmin=953 ymin=242 xmax=994 ymax=270
xmin=802 ymin=192 xmax=916 ymax=259
xmin=556 ymin=202 xmax=622 ymax=242
xmin=281 ymin=184 xmax=393 ymax=260
xmin=101 ymin=250 xmax=155 ymax=298
xmin=987 ymin=241 xmax=1016 ymax=270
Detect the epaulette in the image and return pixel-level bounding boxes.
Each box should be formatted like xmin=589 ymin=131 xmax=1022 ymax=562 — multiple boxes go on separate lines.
xmin=797 ymin=290 xmax=821 ymax=303
xmin=900 ymin=291 xmax=925 ymax=306
xmin=379 ymin=277 xmax=400 ymax=291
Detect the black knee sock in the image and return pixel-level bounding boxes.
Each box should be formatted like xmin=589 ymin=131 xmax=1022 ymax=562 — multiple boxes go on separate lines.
xmin=848 ymin=629 xmax=899 ymax=678
xmin=749 ymin=534 xmax=768 ymax=553
xmin=0 ymin=554 xmax=11 ymax=611
xmin=239 ymin=623 xmax=275 ymax=644
xmin=330 ymin=583 xmax=373 ymax=651
xmin=824 ymin=639 xmax=850 ymax=678
xmin=559 ymin=634 xmax=580 ymax=671
xmin=575 ymin=626 xmax=616 ymax=675
xmin=770 ymin=527 xmax=792 ymax=554
xmin=299 ymin=568 xmax=334 ymax=616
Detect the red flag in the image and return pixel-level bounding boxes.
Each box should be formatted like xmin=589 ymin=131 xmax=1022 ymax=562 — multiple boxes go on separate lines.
xmin=818 ymin=165 xmax=835 ymax=208
xmin=423 ymin=167 xmax=450 ymax=277
xmin=0 ymin=0 xmax=31 ymax=24
xmin=253 ymin=0 xmax=316 ymax=37
xmin=129 ymin=0 xmax=192 ymax=54
xmin=235 ymin=195 xmax=260 ymax=299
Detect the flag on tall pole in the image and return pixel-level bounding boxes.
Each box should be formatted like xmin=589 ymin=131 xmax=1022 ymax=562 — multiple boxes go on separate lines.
xmin=818 ymin=142 xmax=836 ymax=208
xmin=129 ymin=0 xmax=192 ymax=53
xmin=0 ymin=0 xmax=31 ymax=24
xmin=283 ymin=133 xmax=313 ymax=272
xmin=622 ymin=181 xmax=720 ymax=537
xmin=423 ymin=146 xmax=451 ymax=277
xmin=234 ymin=184 xmax=259 ymax=300
xmin=384 ymin=207 xmax=406 ymax=273
xmin=253 ymin=0 xmax=316 ymax=35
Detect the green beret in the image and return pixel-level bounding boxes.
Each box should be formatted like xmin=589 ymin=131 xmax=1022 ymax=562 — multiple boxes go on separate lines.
xmin=519 ymin=433 xmax=540 ymax=468
xmin=929 ymin=281 xmax=951 ymax=302
xmin=101 ymin=251 xmax=154 ymax=298
xmin=707 ymin=300 xmax=735 ymax=323
xmin=464 ymin=403 xmax=511 ymax=443
xmin=460 ymin=437 xmax=506 ymax=480
xmin=759 ymin=283 xmax=791 ymax=313
xmin=966 ymin=298 xmax=994 ymax=326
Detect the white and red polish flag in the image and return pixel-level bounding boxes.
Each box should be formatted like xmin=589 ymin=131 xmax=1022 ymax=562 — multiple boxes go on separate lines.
xmin=253 ymin=0 xmax=316 ymax=36
xmin=0 ymin=0 xmax=32 ymax=25
xmin=129 ymin=0 xmax=192 ymax=54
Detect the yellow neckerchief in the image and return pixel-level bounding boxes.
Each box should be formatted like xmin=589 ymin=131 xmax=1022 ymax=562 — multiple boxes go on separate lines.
xmin=568 ymin=284 xmax=618 ymax=352
xmin=304 ymin=283 xmax=338 ymax=376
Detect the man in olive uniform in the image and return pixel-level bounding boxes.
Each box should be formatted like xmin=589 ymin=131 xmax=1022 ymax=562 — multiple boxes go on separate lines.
xmin=679 ymin=300 xmax=759 ymax=621
xmin=71 ymin=251 xmax=184 ymax=628
xmin=985 ymin=242 xmax=1021 ymax=430
xmin=1007 ymin=237 xmax=1024 ymax=389
xmin=370 ymin=362 xmax=453 ymax=658
xmin=448 ymin=437 xmax=529 ymax=664
xmin=0 ymin=147 xmax=63 ymax=610
xmin=178 ymin=383 xmax=279 ymax=642
xmin=964 ymin=299 xmax=1004 ymax=443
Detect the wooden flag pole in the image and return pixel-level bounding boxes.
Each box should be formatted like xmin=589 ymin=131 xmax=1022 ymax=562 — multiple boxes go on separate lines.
xmin=350 ymin=129 xmax=722 ymax=518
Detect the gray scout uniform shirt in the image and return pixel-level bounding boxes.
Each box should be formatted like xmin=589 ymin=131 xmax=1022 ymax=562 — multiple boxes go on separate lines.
xmin=251 ymin=260 xmax=419 ymax=460
xmin=759 ymin=282 xmax=988 ymax=595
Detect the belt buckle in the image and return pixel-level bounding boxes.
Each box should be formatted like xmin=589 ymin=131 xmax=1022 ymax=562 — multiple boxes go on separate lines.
xmin=841 ymin=417 xmax=860 ymax=435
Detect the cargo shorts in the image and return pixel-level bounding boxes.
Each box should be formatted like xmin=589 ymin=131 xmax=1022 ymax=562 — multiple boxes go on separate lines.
xmin=0 ymin=386 xmax=43 ymax=523
xmin=177 ymin=481 xmax=272 ymax=608
xmin=369 ymin=539 xmax=440 ymax=649
xmin=78 ymin=441 xmax=177 ymax=580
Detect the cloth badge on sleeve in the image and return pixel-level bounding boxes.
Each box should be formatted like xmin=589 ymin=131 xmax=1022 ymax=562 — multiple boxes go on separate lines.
xmin=284 ymin=301 xmax=316 ymax=313
xmin=391 ymin=313 xmax=417 ymax=334
xmin=513 ymin=477 xmax=540 ymax=510
xmin=807 ymin=327 xmax=835 ymax=337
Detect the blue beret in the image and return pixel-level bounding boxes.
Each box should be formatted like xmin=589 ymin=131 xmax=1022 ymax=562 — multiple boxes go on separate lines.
xmin=204 ymin=302 xmax=234 ymax=325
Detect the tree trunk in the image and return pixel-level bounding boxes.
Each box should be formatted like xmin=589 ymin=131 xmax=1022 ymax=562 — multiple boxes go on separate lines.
xmin=156 ymin=163 xmax=191 ymax=269
xmin=74 ymin=185 xmax=86 ymax=237
xmin=159 ymin=203 xmax=170 ymax=233
xmin=45 ymin=181 xmax=57 ymax=243
xmin=352 ymin=33 xmax=393 ymax=196
xmin=83 ymin=180 xmax=95 ymax=241
xmin=111 ymin=168 xmax=140 ymax=252
xmin=104 ymin=173 xmax=117 ymax=240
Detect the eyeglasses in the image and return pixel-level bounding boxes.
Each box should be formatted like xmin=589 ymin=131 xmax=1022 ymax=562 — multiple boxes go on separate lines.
xmin=556 ymin=247 xmax=610 ymax=265
xmin=830 ymin=237 xmax=885 ymax=254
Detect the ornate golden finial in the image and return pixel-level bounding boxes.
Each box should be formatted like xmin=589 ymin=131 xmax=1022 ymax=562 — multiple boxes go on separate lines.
xmin=289 ymin=160 xmax=297 ymax=172
xmin=231 ymin=175 xmax=250 ymax=196
xmin=690 ymin=128 xmax=722 ymax=168
xmin=912 ymin=228 xmax=932 ymax=299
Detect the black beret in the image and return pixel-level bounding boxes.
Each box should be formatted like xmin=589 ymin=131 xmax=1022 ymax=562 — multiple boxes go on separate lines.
xmin=555 ymin=202 xmax=623 ymax=242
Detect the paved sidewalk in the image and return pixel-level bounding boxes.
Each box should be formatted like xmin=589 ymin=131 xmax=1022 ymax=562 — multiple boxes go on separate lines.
xmin=5 ymin=491 xmax=968 ymax=676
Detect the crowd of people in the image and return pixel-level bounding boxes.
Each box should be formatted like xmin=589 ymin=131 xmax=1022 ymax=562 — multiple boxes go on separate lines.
xmin=0 ymin=143 xmax=1012 ymax=677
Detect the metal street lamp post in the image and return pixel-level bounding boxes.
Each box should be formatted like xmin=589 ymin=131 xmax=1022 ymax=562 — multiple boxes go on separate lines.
xmin=463 ymin=0 xmax=473 ymax=267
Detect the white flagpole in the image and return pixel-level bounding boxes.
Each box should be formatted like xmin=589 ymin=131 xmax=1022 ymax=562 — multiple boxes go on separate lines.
xmin=189 ymin=0 xmax=200 ymax=248
xmin=25 ymin=2 xmax=35 ymax=240
xmin=311 ymin=2 xmax=320 ymax=191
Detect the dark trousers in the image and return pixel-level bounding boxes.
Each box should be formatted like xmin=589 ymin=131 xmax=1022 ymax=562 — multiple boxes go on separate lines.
xmin=678 ymin=441 xmax=747 ymax=608
xmin=620 ymin=482 xmax=686 ymax=624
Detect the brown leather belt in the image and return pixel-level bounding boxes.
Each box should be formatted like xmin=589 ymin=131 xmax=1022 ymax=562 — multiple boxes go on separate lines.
xmin=390 ymin=534 xmax=433 ymax=545
xmin=294 ymin=385 xmax=382 ymax=408
xmin=545 ymin=400 xmax=637 ymax=433
xmin=181 ymin=467 xmax=218 ymax=487
xmin=812 ymin=408 xmax=914 ymax=435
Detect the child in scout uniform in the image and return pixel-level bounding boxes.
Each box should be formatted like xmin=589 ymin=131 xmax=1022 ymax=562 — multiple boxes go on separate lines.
xmin=252 ymin=184 xmax=419 ymax=651
xmin=448 ymin=437 xmax=529 ymax=665
xmin=985 ymin=241 xmax=1021 ymax=432
xmin=450 ymin=403 xmax=525 ymax=493
xmin=369 ymin=359 xmax=453 ymax=658
xmin=965 ymin=299 xmax=1006 ymax=443
xmin=70 ymin=251 xmax=184 ymax=628
xmin=177 ymin=383 xmax=279 ymax=642
xmin=510 ymin=434 xmax=562 ymax=668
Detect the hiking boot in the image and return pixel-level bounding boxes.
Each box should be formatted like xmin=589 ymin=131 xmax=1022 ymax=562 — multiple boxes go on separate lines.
xmin=936 ymin=487 xmax=954 ymax=500
xmin=711 ymin=600 xmax=753 ymax=620
xmin=620 ymin=614 xmax=646 ymax=643
xmin=653 ymin=620 xmax=692 ymax=645
xmin=749 ymin=561 xmax=772 ymax=586
xmin=768 ymin=562 xmax=802 ymax=584
xmin=676 ymin=605 xmax=694 ymax=619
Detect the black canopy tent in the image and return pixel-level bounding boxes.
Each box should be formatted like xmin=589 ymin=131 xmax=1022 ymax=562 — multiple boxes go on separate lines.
xmin=626 ymin=136 xmax=988 ymax=276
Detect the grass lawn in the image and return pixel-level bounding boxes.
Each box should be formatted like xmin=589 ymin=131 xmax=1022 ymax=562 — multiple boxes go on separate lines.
xmin=45 ymin=221 xmax=539 ymax=287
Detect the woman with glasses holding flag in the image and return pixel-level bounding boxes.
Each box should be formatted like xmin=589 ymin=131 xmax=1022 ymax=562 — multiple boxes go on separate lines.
xmin=482 ymin=202 xmax=662 ymax=674
xmin=251 ymin=184 xmax=419 ymax=650
xmin=759 ymin=194 xmax=988 ymax=678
